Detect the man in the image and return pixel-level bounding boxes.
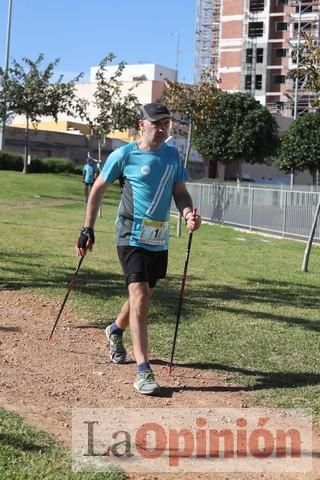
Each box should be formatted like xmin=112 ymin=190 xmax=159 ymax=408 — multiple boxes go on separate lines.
xmin=77 ymin=103 xmax=201 ymax=396
xmin=82 ymin=156 xmax=98 ymax=203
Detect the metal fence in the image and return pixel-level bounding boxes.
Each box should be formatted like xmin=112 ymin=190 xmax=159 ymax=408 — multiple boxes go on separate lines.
xmin=174 ymin=183 xmax=320 ymax=241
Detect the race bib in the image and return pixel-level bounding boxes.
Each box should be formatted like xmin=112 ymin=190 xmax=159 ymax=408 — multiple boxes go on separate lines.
xmin=139 ymin=219 xmax=168 ymax=245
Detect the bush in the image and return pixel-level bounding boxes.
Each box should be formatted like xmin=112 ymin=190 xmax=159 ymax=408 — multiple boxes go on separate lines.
xmin=39 ymin=157 xmax=76 ymax=173
xmin=0 ymin=151 xmax=23 ymax=171
xmin=0 ymin=153 xmax=81 ymax=175
xmin=28 ymin=158 xmax=48 ymax=173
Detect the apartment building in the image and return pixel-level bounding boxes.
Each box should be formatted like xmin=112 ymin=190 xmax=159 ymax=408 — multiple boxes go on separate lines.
xmin=195 ymin=0 xmax=320 ymax=117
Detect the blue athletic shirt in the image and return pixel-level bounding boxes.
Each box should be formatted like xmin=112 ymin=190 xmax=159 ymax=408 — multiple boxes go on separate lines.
xmin=83 ymin=163 xmax=97 ymax=184
xmin=101 ymin=141 xmax=188 ymax=251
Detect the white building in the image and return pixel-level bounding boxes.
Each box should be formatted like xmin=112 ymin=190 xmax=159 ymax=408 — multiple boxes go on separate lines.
xmin=90 ymin=63 xmax=177 ymax=82
xmin=10 ymin=63 xmax=206 ymax=178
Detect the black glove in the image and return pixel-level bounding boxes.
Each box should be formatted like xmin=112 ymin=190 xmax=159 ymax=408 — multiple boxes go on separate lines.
xmin=77 ymin=227 xmax=95 ymax=248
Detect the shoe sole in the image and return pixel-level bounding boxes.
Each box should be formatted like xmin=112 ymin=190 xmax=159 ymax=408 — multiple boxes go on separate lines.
xmin=110 ymin=354 xmax=127 ymax=364
xmin=133 ymin=384 xmax=161 ymax=396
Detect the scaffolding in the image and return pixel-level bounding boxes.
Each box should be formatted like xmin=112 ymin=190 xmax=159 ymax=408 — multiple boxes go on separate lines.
xmin=194 ymin=0 xmax=221 ymax=81
xmin=285 ymin=0 xmax=320 ymax=116
xmin=194 ymin=0 xmax=319 ymax=117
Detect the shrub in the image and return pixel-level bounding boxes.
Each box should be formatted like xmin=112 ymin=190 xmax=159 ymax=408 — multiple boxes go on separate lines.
xmin=0 ymin=153 xmax=81 ymax=174
xmin=0 ymin=151 xmax=23 ymax=171
xmin=28 ymin=158 xmax=47 ymax=173
xmin=40 ymin=157 xmax=75 ymax=173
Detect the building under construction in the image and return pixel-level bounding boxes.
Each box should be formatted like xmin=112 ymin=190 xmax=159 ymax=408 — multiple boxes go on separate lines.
xmin=195 ymin=0 xmax=320 ymax=117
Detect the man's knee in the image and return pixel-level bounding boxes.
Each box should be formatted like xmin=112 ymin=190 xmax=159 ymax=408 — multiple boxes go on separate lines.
xmin=128 ymin=280 xmax=150 ymax=302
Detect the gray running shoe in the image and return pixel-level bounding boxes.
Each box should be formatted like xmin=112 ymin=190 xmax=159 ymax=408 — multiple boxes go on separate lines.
xmin=105 ymin=324 xmax=127 ymax=364
xmin=134 ymin=370 xmax=160 ymax=395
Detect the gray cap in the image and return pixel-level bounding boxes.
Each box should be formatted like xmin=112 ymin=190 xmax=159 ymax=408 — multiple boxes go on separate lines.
xmin=140 ymin=103 xmax=171 ymax=122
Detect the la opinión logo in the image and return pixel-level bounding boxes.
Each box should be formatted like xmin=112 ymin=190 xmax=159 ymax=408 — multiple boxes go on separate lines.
xmin=83 ymin=415 xmax=302 ymax=467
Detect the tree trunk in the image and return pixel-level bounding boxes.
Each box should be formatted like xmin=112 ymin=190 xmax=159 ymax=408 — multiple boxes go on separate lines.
xmin=301 ymin=198 xmax=320 ymax=272
xmin=208 ymin=160 xmax=217 ymax=178
xmin=23 ymin=115 xmax=29 ymax=173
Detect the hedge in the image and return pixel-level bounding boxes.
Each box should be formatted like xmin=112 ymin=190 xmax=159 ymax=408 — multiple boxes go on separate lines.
xmin=0 ymin=152 xmax=81 ymax=174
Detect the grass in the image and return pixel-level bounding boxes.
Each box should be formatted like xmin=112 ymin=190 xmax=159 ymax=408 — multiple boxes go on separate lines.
xmin=0 ymin=408 xmax=123 ymax=480
xmin=1 ymin=170 xmax=320 ymax=472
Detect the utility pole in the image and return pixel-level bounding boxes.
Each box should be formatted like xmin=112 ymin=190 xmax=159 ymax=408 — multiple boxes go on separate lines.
xmin=0 ymin=0 xmax=13 ymax=151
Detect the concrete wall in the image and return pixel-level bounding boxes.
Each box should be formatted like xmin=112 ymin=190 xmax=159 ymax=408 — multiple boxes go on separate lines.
xmin=3 ymin=126 xmax=113 ymax=164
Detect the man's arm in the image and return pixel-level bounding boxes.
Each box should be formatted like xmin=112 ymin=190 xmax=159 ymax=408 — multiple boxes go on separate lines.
xmin=173 ymin=181 xmax=193 ymax=219
xmin=76 ymin=174 xmax=110 ymax=256
xmin=173 ymin=182 xmax=201 ymax=231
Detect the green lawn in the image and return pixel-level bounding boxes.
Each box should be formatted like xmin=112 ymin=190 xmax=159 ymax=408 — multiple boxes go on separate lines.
xmin=1 ymin=170 xmax=320 ymax=474
xmin=0 ymin=408 xmax=123 ymax=480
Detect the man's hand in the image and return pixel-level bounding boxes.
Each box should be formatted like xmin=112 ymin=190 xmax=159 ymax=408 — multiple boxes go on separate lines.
xmin=185 ymin=210 xmax=201 ymax=232
xmin=76 ymin=227 xmax=95 ymax=256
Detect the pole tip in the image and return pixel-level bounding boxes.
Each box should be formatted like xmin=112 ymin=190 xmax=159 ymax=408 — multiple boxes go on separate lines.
xmin=48 ymin=335 xmax=52 ymax=342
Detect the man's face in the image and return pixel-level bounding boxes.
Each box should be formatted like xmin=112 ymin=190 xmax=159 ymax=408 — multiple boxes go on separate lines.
xmin=140 ymin=118 xmax=171 ymax=148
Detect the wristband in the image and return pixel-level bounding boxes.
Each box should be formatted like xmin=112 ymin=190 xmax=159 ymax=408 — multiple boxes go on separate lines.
xmin=82 ymin=227 xmax=95 ymax=241
xmin=77 ymin=226 xmax=95 ymax=248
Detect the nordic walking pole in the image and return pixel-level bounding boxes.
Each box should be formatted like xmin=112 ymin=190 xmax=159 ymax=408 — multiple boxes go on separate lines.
xmin=168 ymin=208 xmax=197 ymax=375
xmin=48 ymin=255 xmax=85 ymax=341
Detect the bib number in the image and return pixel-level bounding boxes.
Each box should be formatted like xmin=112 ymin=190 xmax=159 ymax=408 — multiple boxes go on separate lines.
xmin=139 ymin=219 xmax=168 ymax=245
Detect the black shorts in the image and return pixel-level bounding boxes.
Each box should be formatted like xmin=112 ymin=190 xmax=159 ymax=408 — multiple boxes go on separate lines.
xmin=117 ymin=246 xmax=168 ymax=288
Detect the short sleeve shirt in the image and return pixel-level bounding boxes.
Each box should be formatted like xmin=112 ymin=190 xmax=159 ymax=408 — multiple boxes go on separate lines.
xmin=83 ymin=163 xmax=97 ymax=184
xmin=101 ymin=142 xmax=188 ymax=251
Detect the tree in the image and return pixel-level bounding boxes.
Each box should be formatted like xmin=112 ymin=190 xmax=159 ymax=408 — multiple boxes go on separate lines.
xmin=161 ymin=69 xmax=219 ymax=169
xmin=75 ymin=53 xmax=141 ymax=157
xmin=273 ymin=112 xmax=320 ymax=183
xmin=191 ymin=91 xmax=278 ymax=179
xmin=161 ymin=70 xmax=219 ymax=131
xmin=161 ymin=69 xmax=219 ymax=234
xmin=273 ymin=112 xmax=320 ymax=273
xmin=0 ymin=54 xmax=82 ymax=173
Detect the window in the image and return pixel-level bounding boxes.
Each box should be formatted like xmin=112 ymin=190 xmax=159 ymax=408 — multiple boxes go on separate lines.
xmin=276 ymin=48 xmax=287 ymax=57
xmin=245 ymin=75 xmax=252 ymax=90
xmin=291 ymin=49 xmax=300 ymax=64
xmin=255 ymin=74 xmax=262 ymax=90
xmin=274 ymin=75 xmax=286 ymax=84
xmin=294 ymin=22 xmax=312 ymax=31
xmin=257 ymin=48 xmax=264 ymax=63
xmin=276 ymin=22 xmax=287 ymax=32
xmin=248 ymin=22 xmax=264 ymax=37
xmin=296 ymin=5 xmax=312 ymax=13
xmin=277 ymin=0 xmax=288 ymax=5
xmin=249 ymin=0 xmax=264 ymax=12
xmin=246 ymin=48 xmax=264 ymax=63
xmin=297 ymin=76 xmax=306 ymax=88
xmin=245 ymin=74 xmax=262 ymax=90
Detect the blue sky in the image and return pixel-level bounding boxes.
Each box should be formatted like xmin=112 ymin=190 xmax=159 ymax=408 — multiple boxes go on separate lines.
xmin=0 ymin=0 xmax=197 ymax=83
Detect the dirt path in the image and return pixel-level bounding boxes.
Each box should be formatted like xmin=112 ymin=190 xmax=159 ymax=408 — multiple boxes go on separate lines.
xmin=0 ymin=289 xmax=319 ymax=480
